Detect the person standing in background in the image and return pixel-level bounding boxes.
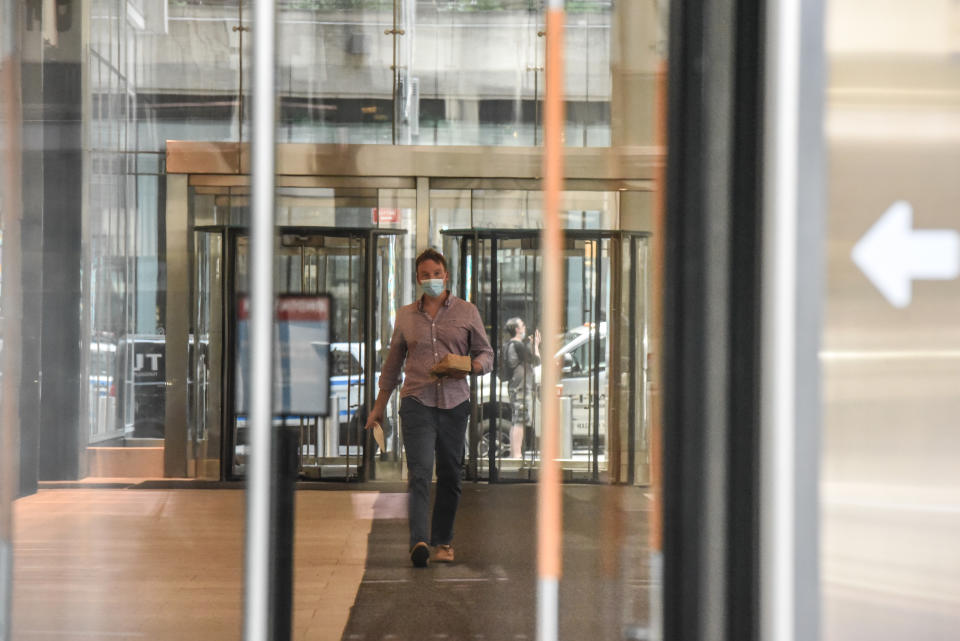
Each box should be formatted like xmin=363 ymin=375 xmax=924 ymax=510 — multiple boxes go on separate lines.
xmin=502 ymin=317 xmax=540 ymax=461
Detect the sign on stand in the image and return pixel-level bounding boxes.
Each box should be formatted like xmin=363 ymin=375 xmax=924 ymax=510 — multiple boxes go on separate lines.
xmin=235 ymin=295 xmax=331 ymax=417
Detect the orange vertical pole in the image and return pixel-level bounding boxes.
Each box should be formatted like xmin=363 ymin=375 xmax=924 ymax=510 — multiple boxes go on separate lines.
xmin=648 ymin=59 xmax=668 ymax=641
xmin=650 ymin=59 xmax=667 ymax=557
xmin=538 ymin=2 xmax=565 ymax=641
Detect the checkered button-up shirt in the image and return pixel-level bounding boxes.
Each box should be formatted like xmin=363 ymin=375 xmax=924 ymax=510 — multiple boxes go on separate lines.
xmin=378 ymin=293 xmax=493 ymax=409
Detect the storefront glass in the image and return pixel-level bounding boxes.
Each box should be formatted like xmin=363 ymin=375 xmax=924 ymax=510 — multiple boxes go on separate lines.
xmin=3 ymin=0 xmax=666 ymax=637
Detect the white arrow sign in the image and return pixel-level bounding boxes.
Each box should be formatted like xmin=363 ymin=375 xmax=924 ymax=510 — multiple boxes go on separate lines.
xmin=852 ymin=200 xmax=960 ymax=308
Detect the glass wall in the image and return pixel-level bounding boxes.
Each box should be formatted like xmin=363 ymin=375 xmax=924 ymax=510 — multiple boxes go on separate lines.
xmin=72 ymin=0 xmax=652 ymax=460
xmin=10 ymin=0 xmax=960 ymax=639
xmin=429 ymin=187 xmax=619 ymax=247
xmin=3 ymin=0 xmax=665 ymax=638
xmin=0 ymin=0 xmax=659 ymax=478
xmin=129 ymin=0 xmax=617 ymax=147
xmin=87 ymin=0 xmax=171 ymax=444
xmin=137 ymin=0 xmax=244 ymax=149
xmin=272 ymin=0 xmax=613 ymax=145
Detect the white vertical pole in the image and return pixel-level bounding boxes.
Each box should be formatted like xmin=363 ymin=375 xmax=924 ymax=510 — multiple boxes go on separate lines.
xmin=762 ymin=0 xmax=825 ymax=639
xmin=0 ymin=1 xmax=22 ymax=637
xmin=761 ymin=0 xmax=803 ymax=640
xmin=243 ymin=0 xmax=277 ymax=638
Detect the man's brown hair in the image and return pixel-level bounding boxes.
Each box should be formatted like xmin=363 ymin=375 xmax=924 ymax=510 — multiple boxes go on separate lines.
xmin=415 ymin=248 xmax=448 ymax=273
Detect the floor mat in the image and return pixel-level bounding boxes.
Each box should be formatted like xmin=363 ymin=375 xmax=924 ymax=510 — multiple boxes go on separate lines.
xmin=340 ymin=483 xmax=653 ymax=641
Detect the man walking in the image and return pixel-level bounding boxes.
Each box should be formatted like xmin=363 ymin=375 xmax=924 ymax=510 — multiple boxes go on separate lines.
xmin=365 ymin=248 xmax=493 ymax=567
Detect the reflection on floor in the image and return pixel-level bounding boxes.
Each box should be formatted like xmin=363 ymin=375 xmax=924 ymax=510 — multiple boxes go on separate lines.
xmin=12 ymin=484 xmax=653 ymax=641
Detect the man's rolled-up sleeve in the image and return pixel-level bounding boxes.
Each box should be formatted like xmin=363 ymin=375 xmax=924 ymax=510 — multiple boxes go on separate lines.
xmin=378 ymin=325 xmax=406 ymax=395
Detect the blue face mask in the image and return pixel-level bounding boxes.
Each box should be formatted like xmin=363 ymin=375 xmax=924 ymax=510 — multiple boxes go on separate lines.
xmin=421 ymin=278 xmax=445 ymax=297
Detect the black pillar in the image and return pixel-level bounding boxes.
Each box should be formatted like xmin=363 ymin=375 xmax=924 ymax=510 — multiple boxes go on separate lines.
xmin=662 ymin=0 xmax=765 ymax=639
xmin=270 ymin=427 xmax=298 ymax=641
xmin=19 ymin=5 xmax=84 ymax=488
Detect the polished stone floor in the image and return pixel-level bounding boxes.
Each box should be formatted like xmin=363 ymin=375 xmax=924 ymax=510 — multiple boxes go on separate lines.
xmin=11 ymin=484 xmax=654 ymax=641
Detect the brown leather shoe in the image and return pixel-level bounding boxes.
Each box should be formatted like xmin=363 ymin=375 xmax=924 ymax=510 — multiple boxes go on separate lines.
xmin=434 ymin=544 xmax=454 ymax=563
xmin=410 ymin=542 xmax=430 ymax=567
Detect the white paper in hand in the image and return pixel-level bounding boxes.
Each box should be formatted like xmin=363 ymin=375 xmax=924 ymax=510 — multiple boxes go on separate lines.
xmin=371 ymin=421 xmax=386 ymax=452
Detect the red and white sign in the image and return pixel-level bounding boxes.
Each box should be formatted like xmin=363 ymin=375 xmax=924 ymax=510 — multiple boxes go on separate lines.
xmin=372 ymin=207 xmax=401 ymax=224
xmin=237 ymin=296 xmax=329 ymax=321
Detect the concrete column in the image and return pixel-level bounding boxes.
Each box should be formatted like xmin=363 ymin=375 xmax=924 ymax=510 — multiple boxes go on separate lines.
xmin=164 ymin=174 xmax=189 ymax=477
xmin=612 ymin=3 xmax=660 ymax=238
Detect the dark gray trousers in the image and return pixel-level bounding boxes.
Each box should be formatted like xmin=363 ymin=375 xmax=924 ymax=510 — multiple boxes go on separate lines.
xmin=399 ymin=396 xmax=470 ymax=549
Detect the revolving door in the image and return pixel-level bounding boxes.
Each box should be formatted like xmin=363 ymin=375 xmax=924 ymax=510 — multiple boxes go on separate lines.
xmin=443 ymin=230 xmax=651 ymax=484
xmin=191 ymin=226 xmax=409 ymax=481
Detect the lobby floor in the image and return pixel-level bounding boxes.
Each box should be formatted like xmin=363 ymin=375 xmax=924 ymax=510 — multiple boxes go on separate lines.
xmin=11 ymin=484 xmax=653 ymax=641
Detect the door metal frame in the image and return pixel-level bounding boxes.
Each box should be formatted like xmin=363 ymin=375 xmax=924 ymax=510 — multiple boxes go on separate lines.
xmin=362 ymin=229 xmax=409 ymax=480
xmin=627 ymin=235 xmax=640 ymax=485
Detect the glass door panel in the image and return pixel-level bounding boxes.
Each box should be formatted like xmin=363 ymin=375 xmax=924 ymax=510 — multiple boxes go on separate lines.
xmin=295 ymin=235 xmax=366 ymax=479
xmin=323 ymin=236 xmax=366 ymax=478
xmin=445 ymin=231 xmax=498 ymax=481
xmin=226 ymin=229 xmax=409 ymax=481
xmin=231 ymin=234 xmax=366 ymax=478
xmin=492 ymin=237 xmax=543 ymax=480
xmin=229 ymin=234 xmax=249 ymax=478
xmin=367 ymin=232 xmax=409 ymax=481
xmin=625 ymin=236 xmax=650 ymax=485
xmin=556 ymin=236 xmax=610 ymax=481
xmin=472 ymin=236 xmax=499 ymax=478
